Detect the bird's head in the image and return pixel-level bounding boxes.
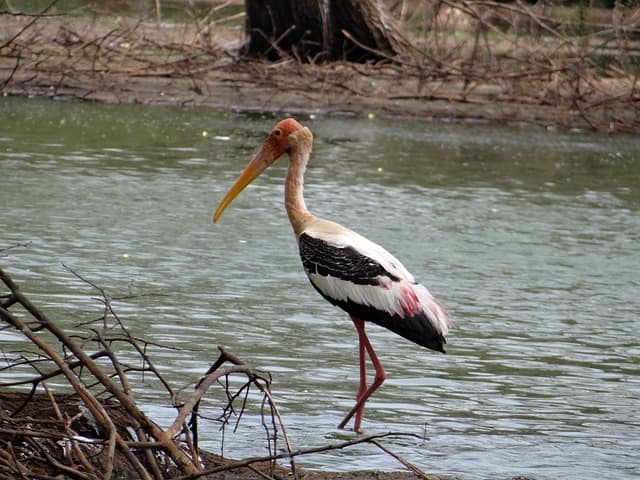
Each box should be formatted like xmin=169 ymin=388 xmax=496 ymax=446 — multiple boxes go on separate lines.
xmin=213 ymin=118 xmax=304 ymax=223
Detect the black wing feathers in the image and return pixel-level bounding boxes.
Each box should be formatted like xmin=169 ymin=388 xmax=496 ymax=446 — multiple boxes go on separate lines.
xmin=298 ymin=233 xmax=446 ymax=353
xmin=298 ymin=233 xmax=399 ymax=286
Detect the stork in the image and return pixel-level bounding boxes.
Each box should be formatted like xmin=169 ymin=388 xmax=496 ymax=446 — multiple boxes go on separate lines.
xmin=213 ymin=118 xmax=451 ymax=432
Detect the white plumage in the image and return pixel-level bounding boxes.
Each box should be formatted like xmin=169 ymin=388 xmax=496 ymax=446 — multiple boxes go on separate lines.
xmin=301 ymin=219 xmax=451 ymax=338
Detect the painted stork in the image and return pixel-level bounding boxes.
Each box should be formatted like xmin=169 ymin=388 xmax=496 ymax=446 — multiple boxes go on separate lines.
xmin=213 ymin=118 xmax=451 ymax=432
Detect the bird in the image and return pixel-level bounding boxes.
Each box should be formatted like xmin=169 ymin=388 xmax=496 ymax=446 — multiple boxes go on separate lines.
xmin=213 ymin=118 xmax=451 ymax=432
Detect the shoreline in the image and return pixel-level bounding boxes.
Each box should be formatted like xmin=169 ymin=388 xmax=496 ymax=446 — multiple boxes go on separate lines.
xmin=1 ymin=13 xmax=638 ymax=134
xmin=3 ymin=61 xmax=630 ymax=134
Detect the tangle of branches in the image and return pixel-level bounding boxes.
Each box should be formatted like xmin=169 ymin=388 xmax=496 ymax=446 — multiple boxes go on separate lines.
xmin=0 ymin=253 xmax=433 ymax=479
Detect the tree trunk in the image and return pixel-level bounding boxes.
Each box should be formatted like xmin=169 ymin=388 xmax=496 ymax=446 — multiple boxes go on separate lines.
xmin=243 ymin=0 xmax=409 ymax=62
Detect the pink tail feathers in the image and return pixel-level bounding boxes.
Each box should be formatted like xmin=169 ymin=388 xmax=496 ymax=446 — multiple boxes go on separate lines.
xmin=413 ymin=283 xmax=452 ymax=335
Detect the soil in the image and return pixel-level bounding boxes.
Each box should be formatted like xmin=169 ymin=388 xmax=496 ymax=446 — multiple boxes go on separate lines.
xmin=1 ymin=10 xmax=638 ymax=133
xmin=1 ymin=391 xmax=452 ymax=480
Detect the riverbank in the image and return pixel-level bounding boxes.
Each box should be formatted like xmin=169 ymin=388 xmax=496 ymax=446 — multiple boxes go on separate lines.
xmin=2 ymin=256 xmax=464 ymax=480
xmin=1 ymin=6 xmax=638 ymax=133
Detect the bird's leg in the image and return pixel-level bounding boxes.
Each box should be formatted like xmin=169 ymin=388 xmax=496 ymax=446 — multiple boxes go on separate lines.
xmin=356 ymin=321 xmax=367 ymax=400
xmin=354 ymin=318 xmax=368 ymax=430
xmin=338 ymin=317 xmax=386 ymax=432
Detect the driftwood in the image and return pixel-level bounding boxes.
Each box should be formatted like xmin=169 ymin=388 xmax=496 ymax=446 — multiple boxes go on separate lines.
xmin=0 ymin=255 xmax=436 ymax=480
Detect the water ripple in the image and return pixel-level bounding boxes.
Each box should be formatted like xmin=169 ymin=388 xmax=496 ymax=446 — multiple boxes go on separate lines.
xmin=2 ymin=98 xmax=639 ymax=479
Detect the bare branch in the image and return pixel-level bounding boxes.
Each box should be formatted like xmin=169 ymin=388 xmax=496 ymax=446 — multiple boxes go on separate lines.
xmin=177 ymin=432 xmax=428 ymax=480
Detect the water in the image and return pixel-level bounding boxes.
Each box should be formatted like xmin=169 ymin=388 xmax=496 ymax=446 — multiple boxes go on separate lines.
xmin=1 ymin=97 xmax=639 ymax=479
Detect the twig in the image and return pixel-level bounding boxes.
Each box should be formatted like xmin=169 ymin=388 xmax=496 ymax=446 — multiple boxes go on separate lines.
xmin=0 ymin=0 xmax=60 ymax=50
xmin=369 ymin=438 xmax=432 ymax=480
xmin=0 ymin=267 xmax=184 ymax=478
xmin=167 ymin=363 xmax=254 ymax=438
xmin=177 ymin=432 xmax=427 ymax=480
xmin=252 ymin=378 xmax=297 ymax=478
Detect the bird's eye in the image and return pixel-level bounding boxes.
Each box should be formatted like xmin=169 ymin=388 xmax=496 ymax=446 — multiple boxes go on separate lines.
xmin=273 ymin=129 xmax=282 ymax=137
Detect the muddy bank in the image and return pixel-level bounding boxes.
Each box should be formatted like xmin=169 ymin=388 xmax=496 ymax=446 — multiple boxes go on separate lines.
xmin=1 ymin=11 xmax=638 ymax=133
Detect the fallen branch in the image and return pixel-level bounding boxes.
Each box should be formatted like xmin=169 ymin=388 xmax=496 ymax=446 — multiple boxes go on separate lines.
xmin=177 ymin=432 xmax=430 ymax=480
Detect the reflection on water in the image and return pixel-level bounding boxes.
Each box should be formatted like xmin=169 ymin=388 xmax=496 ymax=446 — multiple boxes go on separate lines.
xmin=2 ymin=97 xmax=639 ymax=480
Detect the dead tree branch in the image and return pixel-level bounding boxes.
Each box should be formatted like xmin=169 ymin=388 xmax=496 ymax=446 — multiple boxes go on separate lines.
xmin=0 ymin=264 xmax=316 ymax=478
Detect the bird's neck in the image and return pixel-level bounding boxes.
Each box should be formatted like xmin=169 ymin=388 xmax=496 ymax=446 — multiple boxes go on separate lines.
xmin=285 ymin=141 xmax=315 ymax=238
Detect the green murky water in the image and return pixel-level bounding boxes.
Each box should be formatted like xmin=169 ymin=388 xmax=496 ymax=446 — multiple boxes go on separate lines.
xmin=1 ymin=97 xmax=639 ymax=479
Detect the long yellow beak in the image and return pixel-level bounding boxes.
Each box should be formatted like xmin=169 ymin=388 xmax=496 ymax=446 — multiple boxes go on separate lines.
xmin=213 ymin=143 xmax=277 ymax=223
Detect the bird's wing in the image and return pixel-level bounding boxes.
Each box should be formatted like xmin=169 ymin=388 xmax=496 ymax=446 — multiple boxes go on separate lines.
xmin=300 ymin=220 xmax=415 ymax=282
xmin=299 ymin=230 xmax=404 ymax=317
xmin=299 ymin=231 xmax=401 ymax=285
xmin=299 ymin=222 xmax=452 ymax=343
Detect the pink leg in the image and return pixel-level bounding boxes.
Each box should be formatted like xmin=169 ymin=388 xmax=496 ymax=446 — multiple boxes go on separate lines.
xmin=354 ymin=320 xmax=368 ymax=429
xmin=337 ymin=317 xmax=386 ymax=432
